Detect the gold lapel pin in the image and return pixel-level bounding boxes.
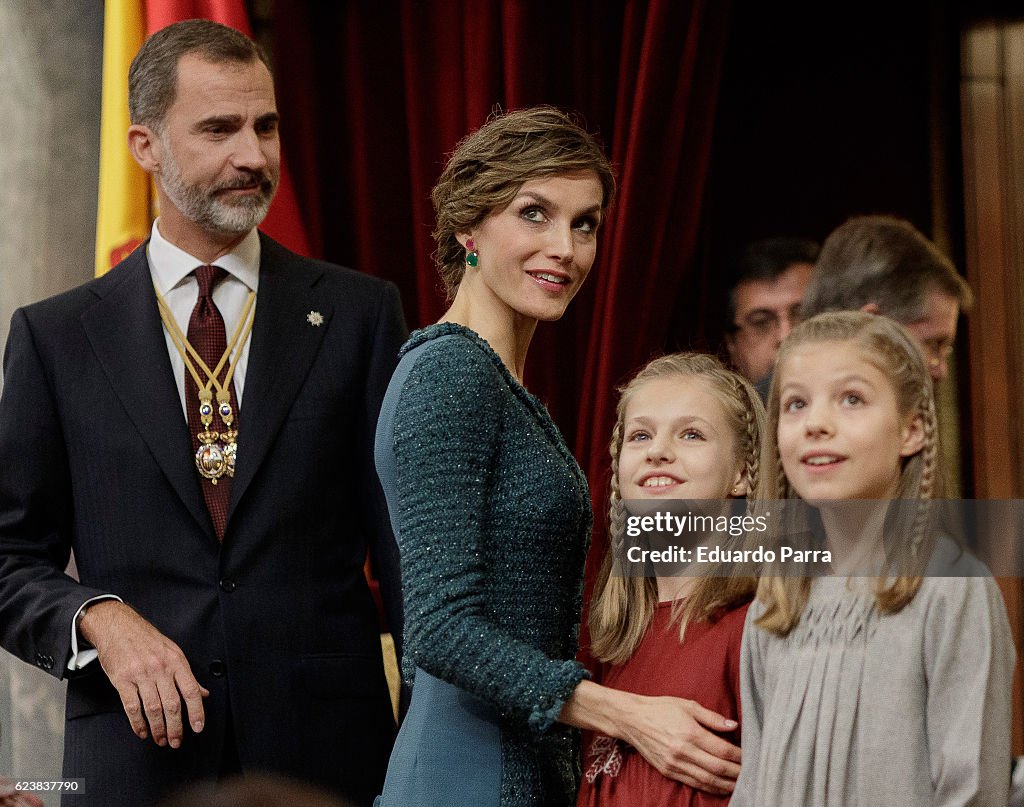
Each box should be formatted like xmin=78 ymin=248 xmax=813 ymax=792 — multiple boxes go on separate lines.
xmin=306 ymin=310 xmax=324 ymax=327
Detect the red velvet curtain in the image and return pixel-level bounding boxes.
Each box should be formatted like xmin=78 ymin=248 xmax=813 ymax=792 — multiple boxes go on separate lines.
xmin=272 ymin=0 xmax=731 ymax=616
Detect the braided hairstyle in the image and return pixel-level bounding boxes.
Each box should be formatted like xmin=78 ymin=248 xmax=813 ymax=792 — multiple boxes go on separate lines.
xmin=755 ymin=311 xmax=939 ymax=635
xmin=589 ymin=353 xmax=765 ymax=664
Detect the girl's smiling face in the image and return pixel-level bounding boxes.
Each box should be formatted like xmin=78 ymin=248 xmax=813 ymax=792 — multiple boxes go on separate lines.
xmin=618 ymin=375 xmax=746 ymax=501
xmin=776 ymin=339 xmax=924 ymax=501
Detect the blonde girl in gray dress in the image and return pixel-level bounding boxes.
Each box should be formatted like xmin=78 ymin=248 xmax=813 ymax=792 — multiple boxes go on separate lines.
xmin=732 ymin=311 xmax=1014 ymax=807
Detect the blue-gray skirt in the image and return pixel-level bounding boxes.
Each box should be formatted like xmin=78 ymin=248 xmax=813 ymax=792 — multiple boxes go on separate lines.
xmin=375 ymin=668 xmax=501 ymax=807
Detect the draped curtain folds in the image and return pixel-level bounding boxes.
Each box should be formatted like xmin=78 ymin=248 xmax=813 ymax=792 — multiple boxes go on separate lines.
xmin=274 ymin=0 xmax=731 ymax=616
xmin=576 ymin=1 xmax=731 ymax=600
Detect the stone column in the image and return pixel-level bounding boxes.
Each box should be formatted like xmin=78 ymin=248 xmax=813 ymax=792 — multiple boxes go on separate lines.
xmin=0 ymin=0 xmax=103 ymax=361
xmin=0 ymin=2 xmax=103 ymax=803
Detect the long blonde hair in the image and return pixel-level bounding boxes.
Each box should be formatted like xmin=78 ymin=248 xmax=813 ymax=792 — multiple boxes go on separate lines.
xmin=755 ymin=311 xmax=940 ymax=635
xmin=589 ymin=353 xmax=765 ymax=664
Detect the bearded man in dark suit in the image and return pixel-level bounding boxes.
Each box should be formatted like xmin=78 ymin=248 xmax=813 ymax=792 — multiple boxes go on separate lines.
xmin=0 ymin=19 xmax=404 ymax=807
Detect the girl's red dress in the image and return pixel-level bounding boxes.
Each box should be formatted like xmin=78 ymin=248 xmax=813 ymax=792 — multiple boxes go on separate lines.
xmin=577 ymin=600 xmax=749 ymax=807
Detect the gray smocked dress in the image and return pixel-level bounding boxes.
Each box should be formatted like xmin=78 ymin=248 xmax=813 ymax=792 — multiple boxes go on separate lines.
xmin=732 ymin=544 xmax=1015 ymax=807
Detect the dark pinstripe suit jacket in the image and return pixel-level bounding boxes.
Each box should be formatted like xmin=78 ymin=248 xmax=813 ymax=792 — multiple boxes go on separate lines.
xmin=0 ymin=234 xmax=405 ymax=806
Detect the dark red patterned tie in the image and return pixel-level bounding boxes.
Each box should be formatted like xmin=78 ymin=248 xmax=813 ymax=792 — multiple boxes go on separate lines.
xmin=185 ymin=265 xmax=238 ymax=541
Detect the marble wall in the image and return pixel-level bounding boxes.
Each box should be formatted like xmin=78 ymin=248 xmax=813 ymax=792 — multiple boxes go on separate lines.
xmin=0 ymin=2 xmax=103 ymax=803
xmin=0 ymin=1 xmax=103 ymax=361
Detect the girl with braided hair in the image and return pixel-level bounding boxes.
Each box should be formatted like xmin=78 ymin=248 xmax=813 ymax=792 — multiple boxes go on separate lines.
xmin=579 ymin=353 xmax=765 ymax=806
xmin=732 ymin=311 xmax=1015 ymax=807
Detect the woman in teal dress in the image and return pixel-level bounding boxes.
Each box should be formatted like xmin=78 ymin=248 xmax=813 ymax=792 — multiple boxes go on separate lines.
xmin=374 ymin=107 xmax=744 ymax=807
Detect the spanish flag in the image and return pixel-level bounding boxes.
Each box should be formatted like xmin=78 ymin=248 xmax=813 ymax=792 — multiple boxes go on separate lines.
xmin=95 ymin=0 xmax=149 ymax=276
xmin=95 ymin=0 xmax=311 ymax=277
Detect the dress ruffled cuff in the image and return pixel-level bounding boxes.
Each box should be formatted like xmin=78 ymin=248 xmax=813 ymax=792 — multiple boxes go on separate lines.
xmin=528 ymin=660 xmax=591 ymax=734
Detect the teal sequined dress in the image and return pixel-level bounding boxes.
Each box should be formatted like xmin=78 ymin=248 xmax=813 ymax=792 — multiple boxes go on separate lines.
xmin=374 ymin=324 xmax=592 ymax=807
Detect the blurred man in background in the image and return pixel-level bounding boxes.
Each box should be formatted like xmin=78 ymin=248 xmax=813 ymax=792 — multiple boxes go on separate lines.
xmin=724 ymin=236 xmax=818 ymax=394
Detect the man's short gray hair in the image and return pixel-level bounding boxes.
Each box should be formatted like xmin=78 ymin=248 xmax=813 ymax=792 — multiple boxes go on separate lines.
xmin=128 ymin=19 xmax=271 ymax=132
xmin=802 ymin=215 xmax=972 ymax=323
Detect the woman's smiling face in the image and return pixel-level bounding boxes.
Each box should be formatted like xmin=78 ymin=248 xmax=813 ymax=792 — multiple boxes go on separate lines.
xmin=458 ymin=171 xmax=604 ymax=323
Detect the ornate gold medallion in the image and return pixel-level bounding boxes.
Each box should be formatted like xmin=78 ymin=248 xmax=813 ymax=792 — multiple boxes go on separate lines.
xmin=154 ymin=282 xmax=256 ymax=487
xmin=196 ymin=441 xmax=228 ymax=483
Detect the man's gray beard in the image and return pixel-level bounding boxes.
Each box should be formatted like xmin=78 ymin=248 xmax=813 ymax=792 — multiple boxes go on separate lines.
xmin=158 ymin=142 xmax=278 ymax=234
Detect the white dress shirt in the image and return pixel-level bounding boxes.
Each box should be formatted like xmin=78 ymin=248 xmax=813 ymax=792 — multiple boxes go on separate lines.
xmin=148 ymin=219 xmax=261 ymax=414
xmin=67 ymin=220 xmax=261 ymax=671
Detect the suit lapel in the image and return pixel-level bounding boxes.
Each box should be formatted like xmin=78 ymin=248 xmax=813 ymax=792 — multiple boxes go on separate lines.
xmin=228 ymin=236 xmax=332 ymax=517
xmin=81 ymin=247 xmax=213 ymax=538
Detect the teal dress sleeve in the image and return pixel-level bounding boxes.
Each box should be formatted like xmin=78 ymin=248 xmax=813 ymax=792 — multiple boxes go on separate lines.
xmin=389 ymin=334 xmax=588 ymax=732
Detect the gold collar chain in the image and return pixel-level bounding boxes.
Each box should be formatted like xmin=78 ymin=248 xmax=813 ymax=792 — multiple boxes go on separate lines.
xmin=154 ymin=281 xmax=256 ymax=483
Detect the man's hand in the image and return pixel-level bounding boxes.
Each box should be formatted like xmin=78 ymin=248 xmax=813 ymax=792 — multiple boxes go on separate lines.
xmin=78 ymin=601 xmax=209 ymax=749
xmin=0 ymin=778 xmax=44 ymax=807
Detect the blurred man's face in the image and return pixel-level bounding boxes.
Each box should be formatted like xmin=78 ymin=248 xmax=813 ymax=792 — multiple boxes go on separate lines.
xmin=726 ymin=262 xmax=813 ymax=383
xmin=903 ymin=289 xmax=960 ymax=382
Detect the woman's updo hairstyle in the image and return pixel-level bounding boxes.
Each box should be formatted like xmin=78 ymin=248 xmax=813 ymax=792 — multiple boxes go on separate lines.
xmin=431 ymin=105 xmax=615 ymax=300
